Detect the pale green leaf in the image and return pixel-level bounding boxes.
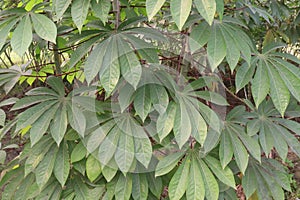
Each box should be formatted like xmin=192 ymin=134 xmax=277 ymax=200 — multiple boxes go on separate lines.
xmin=168 ymin=158 xmax=190 ymax=200
xmin=235 ymin=62 xmax=256 ymax=92
xmin=204 ymin=156 xmax=236 ymax=188
xmin=186 ymin=156 xmax=205 ymax=200
xmin=146 ymin=0 xmax=166 ymax=20
xmin=155 ymin=151 xmax=184 ymax=177
xmin=189 ymin=22 xmax=210 ymax=52
xmin=134 ymin=85 xmax=152 ymax=122
xmin=11 ymin=15 xmax=32 ymax=56
xmin=134 ymin=137 xmax=152 ymax=168
xmin=252 ymin=60 xmax=269 ymax=108
xmin=0 ymin=109 xmax=5 ymax=127
xmin=0 ymin=18 xmax=19 ymax=51
xmin=219 ymin=130 xmax=233 ymax=168
xmin=207 ymin=23 xmax=226 ymax=71
xmin=194 ymin=0 xmax=216 ymax=25
xmin=115 ymin=174 xmax=132 ymax=200
xmin=114 ymin=132 xmax=135 ymax=172
xmin=132 ymin=174 xmax=148 ymax=200
xmin=30 ymin=103 xmax=59 ymax=146
xmin=86 ymin=155 xmax=102 ymax=182
xmin=31 ymin=13 xmax=57 ymax=43
xmin=50 ymin=105 xmax=68 ymax=145
xmin=91 ymin=0 xmax=111 ymax=24
xmin=71 ymin=141 xmax=87 ymax=163
xmin=267 ymin=64 xmax=290 ymax=116
xmin=198 ymin=159 xmax=219 ymax=200
xmin=71 ymin=0 xmax=90 ymax=32
xmin=54 ymin=142 xmax=70 ymax=186
xmin=157 ymin=102 xmax=176 ymax=141
xmin=35 ymin=144 xmax=58 ymax=189
xmin=173 ymin=101 xmax=191 ymax=148
xmin=170 ymin=0 xmax=192 ymax=30
xmin=54 ymin=0 xmax=72 ymax=20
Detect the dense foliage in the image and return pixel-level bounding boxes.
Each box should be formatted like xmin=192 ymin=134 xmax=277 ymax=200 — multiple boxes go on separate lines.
xmin=0 ymin=0 xmax=300 ymax=199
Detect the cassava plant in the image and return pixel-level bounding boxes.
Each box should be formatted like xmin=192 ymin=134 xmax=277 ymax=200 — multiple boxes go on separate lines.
xmin=0 ymin=0 xmax=300 ymax=199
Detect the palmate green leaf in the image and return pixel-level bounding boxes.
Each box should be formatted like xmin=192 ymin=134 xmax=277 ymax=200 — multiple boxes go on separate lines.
xmin=1 ymin=167 xmax=24 ymax=200
xmin=54 ymin=141 xmax=70 ymax=186
xmin=35 ymin=144 xmax=58 ymax=189
xmin=235 ymin=61 xmax=256 ymax=92
xmin=242 ymin=158 xmax=289 ymax=200
xmin=150 ymin=84 xmax=169 ymax=114
xmin=155 ymin=151 xmax=184 ymax=177
xmin=25 ymin=87 xmax=60 ymax=96
xmin=186 ymin=156 xmax=205 ymax=200
xmin=118 ymin=83 xmax=135 ymax=112
xmin=169 ymin=158 xmax=190 ymax=200
xmin=204 ymin=156 xmax=235 ymax=188
xmin=50 ymin=104 xmax=68 ymax=145
xmin=102 ymin=158 xmax=118 ymax=182
xmin=194 ymin=0 xmax=216 ymax=25
xmin=198 ymin=159 xmax=219 ymax=200
xmin=11 ymin=15 xmax=32 ymax=56
xmin=67 ymin=104 xmax=86 ymax=137
xmin=71 ymin=0 xmax=90 ymax=32
xmin=84 ymin=38 xmax=111 ymax=84
xmin=16 ymin=100 xmax=56 ymax=131
xmin=270 ymin=58 xmax=300 ymax=102
xmin=25 ymin=136 xmax=55 ymax=176
xmin=53 ymin=0 xmax=72 ymax=20
xmin=71 ymin=141 xmax=87 ymax=163
xmin=157 ymin=102 xmax=176 ymax=141
xmin=69 ymin=36 xmax=100 ymax=69
xmin=134 ymin=85 xmax=152 ymax=122
xmin=251 ymin=61 xmax=270 ymax=108
xmin=30 ymin=103 xmax=59 ymax=146
xmin=219 ymin=130 xmax=233 ymax=169
xmin=0 ymin=18 xmax=19 ymax=51
xmin=259 ymin=123 xmax=274 ymax=155
xmin=184 ymin=99 xmax=207 ymax=145
xmin=114 ymin=132 xmax=135 ymax=172
xmin=207 ymin=23 xmax=226 ymax=71
xmin=170 ymin=0 xmax=192 ymax=30
xmin=115 ymin=174 xmax=132 ymax=200
xmin=173 ymin=100 xmax=191 ymax=148
xmin=86 ymin=120 xmax=115 ymax=153
xmin=11 ymin=96 xmax=58 ymax=111
xmin=134 ymin=136 xmax=152 ymax=168
xmin=91 ymin=0 xmax=111 ymax=24
xmin=132 ymin=174 xmax=148 ymax=200
xmin=229 ymin=124 xmax=261 ymax=162
xmin=30 ymin=13 xmax=57 ymax=43
xmin=98 ymin=126 xmax=120 ymax=167
xmin=47 ymin=76 xmax=65 ymax=96
xmin=189 ymin=22 xmax=210 ymax=53
xmin=228 ymin=130 xmax=248 ymax=174
xmin=147 ymin=173 xmax=163 ymax=198
xmin=146 ymin=0 xmax=166 ymax=20
xmin=86 ymin=154 xmax=102 ymax=182
xmin=267 ymin=65 xmax=290 ymax=116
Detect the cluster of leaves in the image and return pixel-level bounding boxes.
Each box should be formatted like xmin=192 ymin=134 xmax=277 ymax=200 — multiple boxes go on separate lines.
xmin=0 ymin=0 xmax=300 ymax=200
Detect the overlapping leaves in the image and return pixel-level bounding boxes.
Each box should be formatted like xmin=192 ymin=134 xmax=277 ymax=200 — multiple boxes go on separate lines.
xmin=7 ymin=76 xmax=98 ymax=145
xmin=0 ymin=8 xmax=56 ymax=56
xmin=236 ymin=44 xmax=300 ymax=115
xmin=155 ymin=151 xmax=236 ymax=200
xmin=190 ymin=18 xmax=253 ymax=71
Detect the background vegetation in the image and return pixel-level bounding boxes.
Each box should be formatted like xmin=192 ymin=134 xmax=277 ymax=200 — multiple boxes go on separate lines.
xmin=0 ymin=0 xmax=300 ymax=199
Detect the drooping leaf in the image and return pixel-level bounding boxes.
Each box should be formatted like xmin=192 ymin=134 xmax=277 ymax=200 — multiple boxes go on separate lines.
xmin=91 ymin=0 xmax=111 ymax=24
xmin=115 ymin=174 xmax=133 ymax=200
